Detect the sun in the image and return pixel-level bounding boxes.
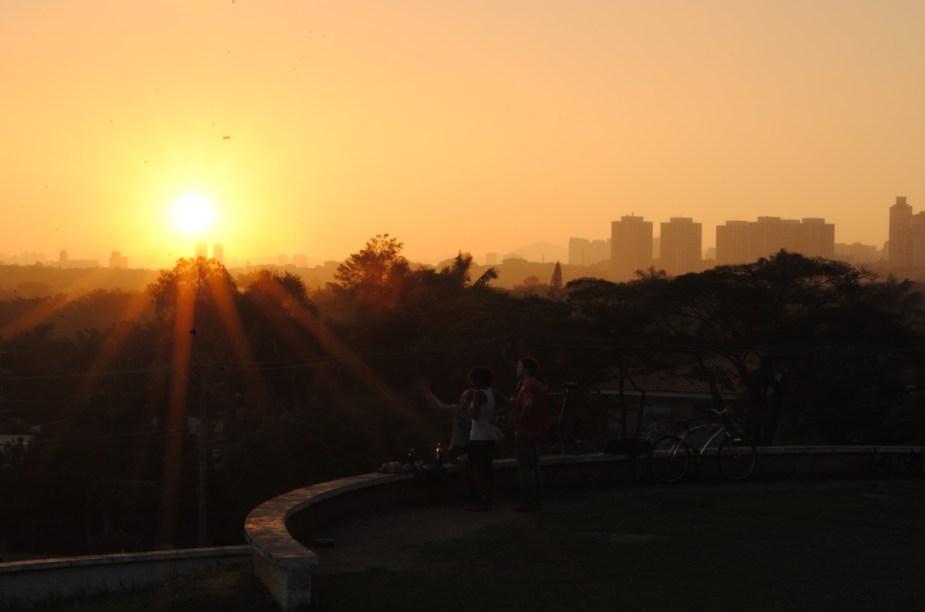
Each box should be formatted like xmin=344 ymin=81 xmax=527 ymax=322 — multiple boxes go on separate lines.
xmin=171 ymin=193 xmax=216 ymax=235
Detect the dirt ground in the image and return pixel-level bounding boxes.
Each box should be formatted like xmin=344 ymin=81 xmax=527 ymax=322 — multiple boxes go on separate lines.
xmin=309 ymin=477 xmax=925 ymax=611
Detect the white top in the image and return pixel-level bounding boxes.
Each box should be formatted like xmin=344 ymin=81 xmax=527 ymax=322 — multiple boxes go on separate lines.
xmin=469 ymin=389 xmax=496 ymax=441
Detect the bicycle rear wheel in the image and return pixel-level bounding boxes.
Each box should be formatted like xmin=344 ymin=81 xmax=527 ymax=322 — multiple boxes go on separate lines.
xmin=717 ymin=435 xmax=757 ymax=481
xmin=648 ymin=435 xmax=691 ymax=483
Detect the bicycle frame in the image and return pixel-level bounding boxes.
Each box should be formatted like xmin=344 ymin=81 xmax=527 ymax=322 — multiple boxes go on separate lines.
xmin=546 ymin=383 xmax=582 ymax=455
xmin=649 ymin=408 xmax=757 ymax=483
xmin=676 ymin=422 xmax=730 ymax=458
xmin=545 ymin=388 xmax=569 ymax=452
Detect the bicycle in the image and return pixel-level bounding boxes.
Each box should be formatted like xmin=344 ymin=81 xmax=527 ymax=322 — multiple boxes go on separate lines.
xmin=648 ymin=407 xmax=757 ymax=483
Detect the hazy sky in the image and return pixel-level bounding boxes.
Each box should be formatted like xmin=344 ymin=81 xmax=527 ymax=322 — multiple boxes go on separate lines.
xmin=2 ymin=1 xmax=923 ymax=268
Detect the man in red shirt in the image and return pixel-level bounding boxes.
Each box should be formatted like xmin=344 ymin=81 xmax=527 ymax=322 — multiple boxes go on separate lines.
xmin=512 ymin=357 xmax=547 ymax=512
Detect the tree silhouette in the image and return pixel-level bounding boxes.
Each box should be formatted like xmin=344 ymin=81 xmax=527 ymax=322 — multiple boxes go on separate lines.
xmin=634 ymin=265 xmax=668 ymax=281
xmin=473 ymin=267 xmax=498 ymax=288
xmin=333 ymin=234 xmax=411 ymax=308
xmin=440 ymin=252 xmax=474 ymax=287
xmin=7 ymin=245 xmax=925 ymax=556
xmin=416 ymin=252 xmax=498 ymax=291
xmin=551 ymin=261 xmax=563 ymax=289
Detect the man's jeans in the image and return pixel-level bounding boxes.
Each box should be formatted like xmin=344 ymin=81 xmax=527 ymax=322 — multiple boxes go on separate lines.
xmin=516 ymin=434 xmax=543 ymax=508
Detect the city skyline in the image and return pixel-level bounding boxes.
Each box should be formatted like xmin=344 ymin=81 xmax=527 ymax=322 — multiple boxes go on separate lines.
xmin=3 ymin=2 xmax=923 ymax=268
xmin=0 ymin=202 xmax=884 ymax=272
xmin=0 ymin=187 xmax=907 ymax=271
xmin=0 ymin=188 xmax=902 ymax=268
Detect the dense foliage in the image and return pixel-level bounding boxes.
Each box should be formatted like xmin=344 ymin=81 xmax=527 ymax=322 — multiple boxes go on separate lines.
xmin=1 ymin=244 xmax=924 ymax=556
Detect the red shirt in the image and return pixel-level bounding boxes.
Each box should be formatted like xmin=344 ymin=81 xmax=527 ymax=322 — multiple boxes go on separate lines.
xmin=515 ymin=378 xmax=548 ymax=438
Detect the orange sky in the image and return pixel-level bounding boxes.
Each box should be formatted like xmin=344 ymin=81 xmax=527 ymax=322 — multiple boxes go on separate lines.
xmin=2 ymin=1 xmax=923 ymax=269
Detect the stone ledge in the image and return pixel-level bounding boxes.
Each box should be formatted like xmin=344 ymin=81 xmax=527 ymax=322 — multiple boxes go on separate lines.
xmin=758 ymin=445 xmax=921 ymax=455
xmin=245 ymin=472 xmax=410 ymax=565
xmin=0 ymin=545 xmax=250 ymax=610
xmin=0 ymin=545 xmax=250 ymax=575
xmin=244 ymin=471 xmax=418 ymax=610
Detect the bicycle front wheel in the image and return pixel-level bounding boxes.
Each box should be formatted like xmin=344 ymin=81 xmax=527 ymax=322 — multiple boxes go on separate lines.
xmin=648 ymin=435 xmax=691 ymax=483
xmin=717 ymin=435 xmax=757 ymax=481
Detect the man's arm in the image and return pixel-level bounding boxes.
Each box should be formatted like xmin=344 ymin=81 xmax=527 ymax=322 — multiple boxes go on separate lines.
xmin=492 ymin=388 xmax=513 ymax=419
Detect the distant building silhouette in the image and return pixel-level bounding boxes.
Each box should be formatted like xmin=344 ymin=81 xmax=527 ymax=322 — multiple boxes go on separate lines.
xmin=715 ymin=217 xmax=834 ymax=265
xmin=212 ymin=242 xmax=224 ymax=263
xmin=292 ymin=253 xmax=308 ymax=267
xmin=195 ymin=242 xmax=208 ymax=258
xmin=568 ymin=237 xmax=610 ymax=266
xmin=889 ymin=195 xmax=916 ymax=267
xmin=58 ymin=250 xmax=98 ymax=269
xmin=715 ymin=220 xmax=750 ymax=265
xmin=277 ymin=254 xmax=289 ymax=266
xmin=751 ymin=217 xmax=799 ymax=259
xmin=485 ymin=252 xmax=499 ymax=265
xmin=798 ymin=218 xmax=835 ymax=258
xmin=834 ymin=242 xmax=881 ymax=264
xmin=108 ymin=250 xmax=128 ymax=269
xmin=611 ymin=215 xmax=653 ymax=281
xmin=659 ymin=217 xmax=702 ymax=275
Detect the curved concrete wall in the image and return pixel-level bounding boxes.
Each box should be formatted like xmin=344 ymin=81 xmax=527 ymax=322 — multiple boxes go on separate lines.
xmin=244 ymin=446 xmax=925 ymax=610
xmin=0 ymin=545 xmax=250 ymax=610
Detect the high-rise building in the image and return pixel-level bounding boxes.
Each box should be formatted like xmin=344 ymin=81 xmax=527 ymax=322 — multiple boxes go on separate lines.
xmin=659 ymin=217 xmax=702 ymax=275
xmin=909 ymin=211 xmax=925 ymax=267
xmin=752 ymin=217 xmax=800 ymax=257
xmin=109 ymin=250 xmax=129 ymax=269
xmin=568 ymin=237 xmax=610 ymax=266
xmin=715 ymin=221 xmax=750 ymax=265
xmin=568 ymin=238 xmax=588 ymax=266
xmin=716 ymin=217 xmax=835 ymax=265
xmin=797 ymin=218 xmax=835 ymax=258
xmin=611 ymin=215 xmax=653 ymax=281
xmin=889 ymin=196 xmax=913 ymax=267
xmin=834 ymin=242 xmax=881 ymax=264
xmin=212 ymin=242 xmax=224 ymax=263
xmin=195 ymin=242 xmax=208 ymax=258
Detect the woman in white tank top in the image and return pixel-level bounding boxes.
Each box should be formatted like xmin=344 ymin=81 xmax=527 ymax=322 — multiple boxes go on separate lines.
xmin=465 ymin=366 xmax=497 ymax=511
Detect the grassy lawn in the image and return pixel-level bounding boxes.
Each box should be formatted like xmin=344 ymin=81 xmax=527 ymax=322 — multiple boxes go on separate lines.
xmin=30 ymin=477 xmax=925 ymax=611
